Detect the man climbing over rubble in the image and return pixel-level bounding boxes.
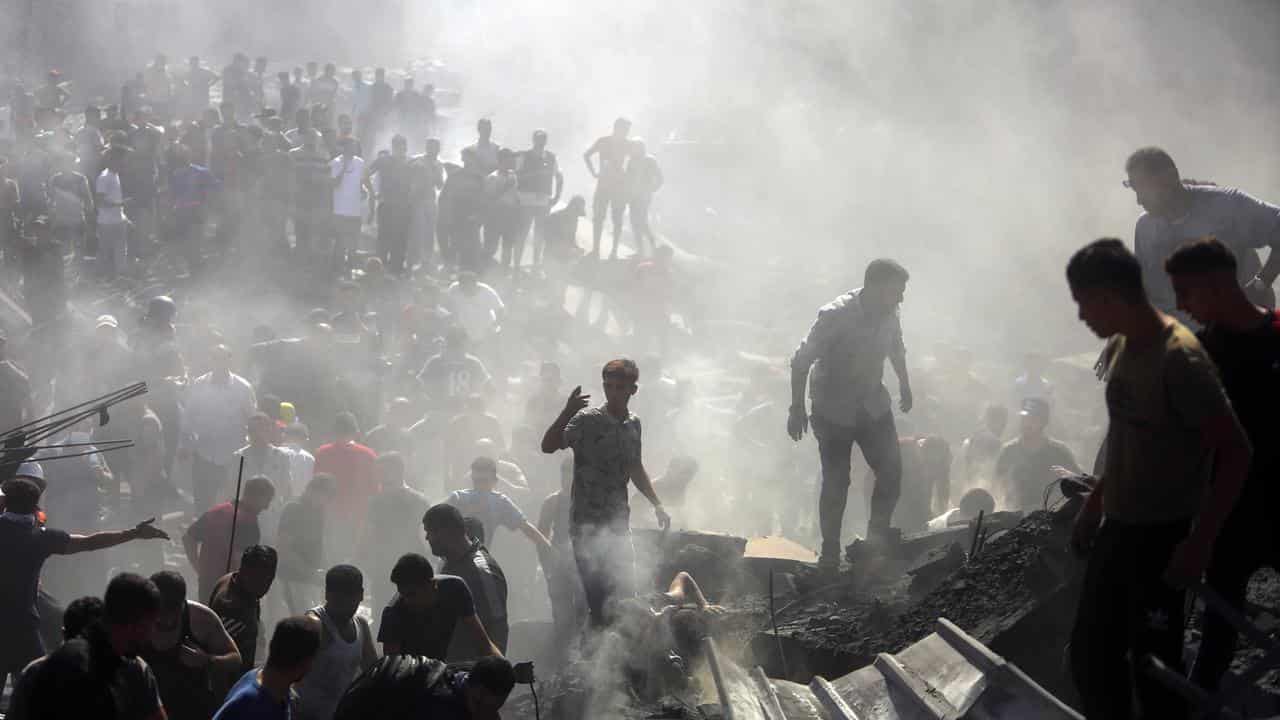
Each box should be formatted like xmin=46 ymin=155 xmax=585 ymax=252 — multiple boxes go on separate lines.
xmin=1163 ymin=237 xmax=1280 ymax=692
xmin=541 ymin=358 xmax=671 ymax=629
xmin=1065 ymin=238 xmax=1251 ymax=720
xmin=788 ymin=259 xmax=913 ymax=571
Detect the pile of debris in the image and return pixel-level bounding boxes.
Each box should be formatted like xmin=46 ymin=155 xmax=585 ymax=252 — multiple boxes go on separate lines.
xmin=752 ymin=508 xmax=1082 ymax=702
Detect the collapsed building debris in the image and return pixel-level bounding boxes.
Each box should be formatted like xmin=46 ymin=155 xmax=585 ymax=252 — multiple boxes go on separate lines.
xmin=751 ymin=509 xmax=1082 ymax=705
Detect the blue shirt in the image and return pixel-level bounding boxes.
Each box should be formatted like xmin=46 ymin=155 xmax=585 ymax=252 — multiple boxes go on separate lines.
xmin=213 ymin=669 xmax=294 ymax=720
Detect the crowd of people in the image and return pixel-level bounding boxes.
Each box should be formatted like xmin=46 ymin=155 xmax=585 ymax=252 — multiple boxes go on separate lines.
xmin=1 ymin=41 xmax=1279 ymax=720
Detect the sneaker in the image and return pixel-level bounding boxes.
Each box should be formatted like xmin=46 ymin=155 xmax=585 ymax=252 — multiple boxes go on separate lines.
xmin=817 ymin=553 xmax=842 ymax=574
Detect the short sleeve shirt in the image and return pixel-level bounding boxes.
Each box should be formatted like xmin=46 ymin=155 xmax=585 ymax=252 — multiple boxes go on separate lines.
xmin=1198 ymin=311 xmax=1280 ymax=485
xmin=418 ymin=352 xmax=491 ymax=410
xmin=995 ymin=437 xmax=1080 ymax=511
xmin=1101 ymin=320 xmax=1239 ymax=524
xmin=213 ymin=669 xmax=295 ymax=720
xmin=445 ymin=489 xmax=526 ymax=542
xmin=441 ymin=543 xmax=507 ymax=654
xmin=792 ymin=288 xmax=906 ymax=427
xmin=376 ymin=577 xmax=475 ymax=658
xmin=11 ymin=639 xmax=165 ymax=720
xmin=0 ymin=517 xmax=71 ymax=624
xmin=564 ymin=406 xmax=642 ymax=535
xmin=1135 ymin=185 xmax=1280 ymax=315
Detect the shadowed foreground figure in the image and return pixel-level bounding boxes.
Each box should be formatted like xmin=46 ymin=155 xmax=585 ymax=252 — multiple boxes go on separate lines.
xmin=1065 ymin=238 xmax=1250 ymax=720
xmin=1162 ymin=237 xmax=1280 ymax=692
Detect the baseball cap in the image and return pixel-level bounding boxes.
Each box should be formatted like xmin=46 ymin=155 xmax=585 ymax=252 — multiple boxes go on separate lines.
xmin=1019 ymin=397 xmax=1051 ymax=420
xmin=95 ymin=314 xmax=119 ymax=329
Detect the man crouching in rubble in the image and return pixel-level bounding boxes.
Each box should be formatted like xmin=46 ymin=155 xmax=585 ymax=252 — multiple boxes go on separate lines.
xmin=541 ymin=358 xmax=671 ymax=629
xmin=1066 ymin=239 xmax=1250 ymax=720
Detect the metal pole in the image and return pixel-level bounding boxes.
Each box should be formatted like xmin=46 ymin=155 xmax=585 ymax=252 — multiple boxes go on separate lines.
xmin=225 ymin=456 xmax=246 ymax=575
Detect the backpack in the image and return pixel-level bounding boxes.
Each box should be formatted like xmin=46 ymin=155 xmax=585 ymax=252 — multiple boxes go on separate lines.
xmin=331 ymin=655 xmax=453 ymax=720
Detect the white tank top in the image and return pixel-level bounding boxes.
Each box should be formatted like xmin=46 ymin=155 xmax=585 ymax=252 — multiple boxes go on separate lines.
xmin=296 ymin=605 xmax=366 ymax=720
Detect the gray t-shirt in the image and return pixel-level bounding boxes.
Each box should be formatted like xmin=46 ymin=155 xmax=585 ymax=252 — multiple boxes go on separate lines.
xmin=1135 ymin=184 xmax=1280 ymax=315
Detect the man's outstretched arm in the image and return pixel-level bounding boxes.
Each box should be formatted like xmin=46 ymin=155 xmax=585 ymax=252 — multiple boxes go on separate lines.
xmin=59 ymin=519 xmax=169 ymax=555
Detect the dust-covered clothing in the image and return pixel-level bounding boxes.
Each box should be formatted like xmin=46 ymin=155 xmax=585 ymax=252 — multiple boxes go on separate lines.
xmin=792 ymin=288 xmax=906 ymax=428
xmin=1098 ymin=320 xmax=1239 ymax=524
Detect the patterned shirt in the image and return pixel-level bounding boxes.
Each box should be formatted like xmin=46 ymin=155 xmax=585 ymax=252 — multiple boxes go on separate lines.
xmin=564 ymin=406 xmax=642 ymax=536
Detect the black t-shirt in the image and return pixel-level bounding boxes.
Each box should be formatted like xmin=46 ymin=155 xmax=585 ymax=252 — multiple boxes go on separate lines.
xmin=369 ymin=154 xmax=414 ymax=208
xmin=10 ymin=632 xmax=165 ymax=720
xmin=1199 ymin=311 xmax=1280 ymax=485
xmin=376 ymin=576 xmax=475 ymax=658
xmin=0 ymin=515 xmax=71 ymax=628
xmin=442 ymin=543 xmax=508 ymax=657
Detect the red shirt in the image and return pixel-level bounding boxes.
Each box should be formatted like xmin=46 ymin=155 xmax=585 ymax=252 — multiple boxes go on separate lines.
xmin=314 ymin=440 xmax=379 ymax=524
xmin=186 ymin=501 xmax=260 ymax=597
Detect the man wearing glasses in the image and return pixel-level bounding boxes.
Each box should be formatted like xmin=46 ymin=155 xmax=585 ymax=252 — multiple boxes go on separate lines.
xmin=1125 ymin=147 xmax=1280 ymax=319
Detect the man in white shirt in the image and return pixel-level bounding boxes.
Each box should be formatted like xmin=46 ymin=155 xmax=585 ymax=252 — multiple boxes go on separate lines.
xmin=283 ymin=422 xmax=315 ymax=499
xmin=330 ymin=139 xmax=366 ymax=273
xmin=183 ymin=344 xmax=257 ymax=511
xmin=94 ymin=147 xmax=129 ymax=278
xmin=445 ymin=271 xmax=505 ymax=344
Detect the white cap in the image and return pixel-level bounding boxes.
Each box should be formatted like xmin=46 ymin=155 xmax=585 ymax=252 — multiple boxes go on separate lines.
xmin=96 ymin=314 xmax=119 ymax=329
xmin=15 ymin=461 xmax=44 ymax=481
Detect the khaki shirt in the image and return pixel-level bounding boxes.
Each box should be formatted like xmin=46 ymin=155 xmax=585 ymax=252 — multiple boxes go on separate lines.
xmin=1101 ymin=320 xmax=1241 ymax=524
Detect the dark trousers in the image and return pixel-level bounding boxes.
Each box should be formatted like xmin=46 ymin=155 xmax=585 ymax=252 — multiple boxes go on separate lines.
xmin=1191 ymin=495 xmax=1276 ymax=690
xmin=493 ymin=205 xmax=522 ymax=269
xmin=1070 ymin=518 xmax=1190 ymax=720
xmin=811 ymin=410 xmax=902 ymax=559
xmin=571 ymin=528 xmax=634 ymax=628
xmin=629 ymin=195 xmax=655 ymax=256
xmin=377 ymin=202 xmax=411 ymax=273
xmin=173 ymin=205 xmax=205 ymax=272
xmin=191 ymin=454 xmax=229 ymax=512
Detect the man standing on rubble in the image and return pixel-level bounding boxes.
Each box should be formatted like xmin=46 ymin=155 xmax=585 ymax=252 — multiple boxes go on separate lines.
xmin=541 ymin=358 xmax=671 ymax=629
xmin=787 ymin=259 xmax=913 ymax=571
xmin=1066 ymin=238 xmax=1251 ymax=720
xmin=1163 ymin=237 xmax=1280 ymax=692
